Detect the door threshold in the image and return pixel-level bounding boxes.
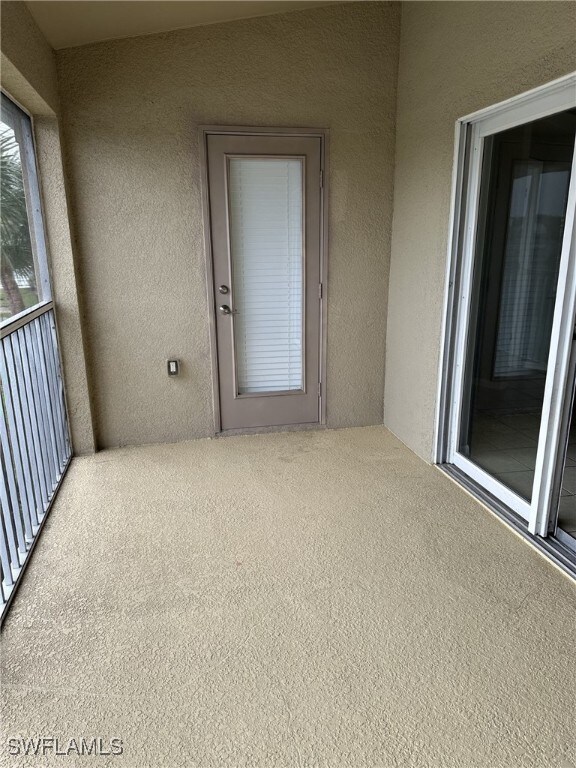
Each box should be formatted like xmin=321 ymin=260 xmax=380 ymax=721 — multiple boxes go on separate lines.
xmin=555 ymin=525 xmax=576 ymax=554
xmin=217 ymin=422 xmax=325 ymax=438
xmin=439 ymin=463 xmax=576 ymax=580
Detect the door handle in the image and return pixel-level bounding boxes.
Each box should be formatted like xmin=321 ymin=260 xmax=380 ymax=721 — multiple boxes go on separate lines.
xmin=219 ymin=305 xmax=232 ymax=315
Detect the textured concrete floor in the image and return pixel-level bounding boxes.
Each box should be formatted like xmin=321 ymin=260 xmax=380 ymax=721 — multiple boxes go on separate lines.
xmin=1 ymin=426 xmax=575 ymax=768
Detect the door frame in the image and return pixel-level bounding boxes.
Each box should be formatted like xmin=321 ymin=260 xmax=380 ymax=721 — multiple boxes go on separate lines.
xmin=435 ymin=72 xmax=576 ymax=536
xmin=199 ymin=125 xmax=329 ymax=435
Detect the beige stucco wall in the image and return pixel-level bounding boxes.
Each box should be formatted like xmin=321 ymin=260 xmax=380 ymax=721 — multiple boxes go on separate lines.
xmin=1 ymin=1 xmax=96 ymax=454
xmin=34 ymin=118 xmax=96 ymax=454
xmin=56 ymin=2 xmax=400 ymax=449
xmin=0 ymin=0 xmax=58 ymax=115
xmin=384 ymin=1 xmax=576 ymax=462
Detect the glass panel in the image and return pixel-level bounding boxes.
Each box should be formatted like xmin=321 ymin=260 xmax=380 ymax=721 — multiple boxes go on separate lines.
xmin=459 ymin=109 xmax=576 ymax=501
xmin=0 ymin=96 xmax=39 ymax=322
xmin=228 ymin=157 xmax=304 ymax=394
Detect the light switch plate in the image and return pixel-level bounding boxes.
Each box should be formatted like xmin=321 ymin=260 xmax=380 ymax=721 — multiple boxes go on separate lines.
xmin=167 ymin=359 xmax=179 ymax=376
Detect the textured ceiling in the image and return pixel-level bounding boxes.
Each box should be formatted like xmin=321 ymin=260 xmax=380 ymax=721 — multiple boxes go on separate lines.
xmin=25 ymin=1 xmax=344 ymax=50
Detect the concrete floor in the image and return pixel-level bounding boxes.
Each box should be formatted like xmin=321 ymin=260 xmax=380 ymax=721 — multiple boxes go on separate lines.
xmin=1 ymin=426 xmax=575 ymax=767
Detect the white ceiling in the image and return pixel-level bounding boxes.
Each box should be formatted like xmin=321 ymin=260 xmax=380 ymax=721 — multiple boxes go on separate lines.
xmin=25 ymin=1 xmax=344 ymax=50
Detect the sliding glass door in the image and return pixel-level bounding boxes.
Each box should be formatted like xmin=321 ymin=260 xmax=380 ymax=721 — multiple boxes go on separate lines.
xmin=443 ymin=75 xmax=576 ymax=538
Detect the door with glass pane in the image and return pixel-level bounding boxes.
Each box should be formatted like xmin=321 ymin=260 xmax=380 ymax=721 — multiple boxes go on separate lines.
xmin=444 ymin=76 xmax=576 ymax=535
xmin=205 ymin=132 xmax=324 ymax=431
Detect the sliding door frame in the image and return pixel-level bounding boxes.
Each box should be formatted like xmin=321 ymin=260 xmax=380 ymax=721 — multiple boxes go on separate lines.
xmin=436 ymin=72 xmax=576 ymax=536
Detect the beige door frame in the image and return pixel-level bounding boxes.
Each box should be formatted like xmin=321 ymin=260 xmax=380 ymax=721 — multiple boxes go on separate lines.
xmin=199 ymin=125 xmax=329 ymax=435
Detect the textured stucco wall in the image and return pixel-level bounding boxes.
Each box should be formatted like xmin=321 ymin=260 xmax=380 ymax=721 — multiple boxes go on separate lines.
xmin=0 ymin=0 xmax=59 ymax=115
xmin=34 ymin=119 xmax=96 ymax=454
xmin=1 ymin=2 xmax=95 ymax=454
xmin=384 ymin=1 xmax=576 ymax=462
xmin=56 ymin=2 xmax=400 ymax=449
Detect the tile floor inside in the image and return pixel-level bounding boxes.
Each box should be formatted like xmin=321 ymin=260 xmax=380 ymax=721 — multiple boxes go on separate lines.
xmin=467 ymin=410 xmax=576 ymax=538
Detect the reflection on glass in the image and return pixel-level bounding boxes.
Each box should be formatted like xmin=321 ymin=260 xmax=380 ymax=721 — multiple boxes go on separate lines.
xmin=459 ymin=110 xmax=576 ymax=501
xmin=228 ymin=157 xmax=304 ymax=394
xmin=0 ymin=97 xmax=38 ymax=322
xmin=494 ymin=162 xmax=570 ymax=377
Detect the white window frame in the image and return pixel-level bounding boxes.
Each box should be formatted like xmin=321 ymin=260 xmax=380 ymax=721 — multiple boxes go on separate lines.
xmin=436 ymin=72 xmax=576 ymax=536
xmin=0 ymin=90 xmax=52 ymax=330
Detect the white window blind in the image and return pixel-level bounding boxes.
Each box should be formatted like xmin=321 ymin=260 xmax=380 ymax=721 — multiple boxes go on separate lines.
xmin=228 ymin=157 xmax=304 ymax=394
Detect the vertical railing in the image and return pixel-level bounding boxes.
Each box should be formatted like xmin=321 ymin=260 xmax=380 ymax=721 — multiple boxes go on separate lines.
xmin=1 ymin=301 xmax=71 ymax=620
